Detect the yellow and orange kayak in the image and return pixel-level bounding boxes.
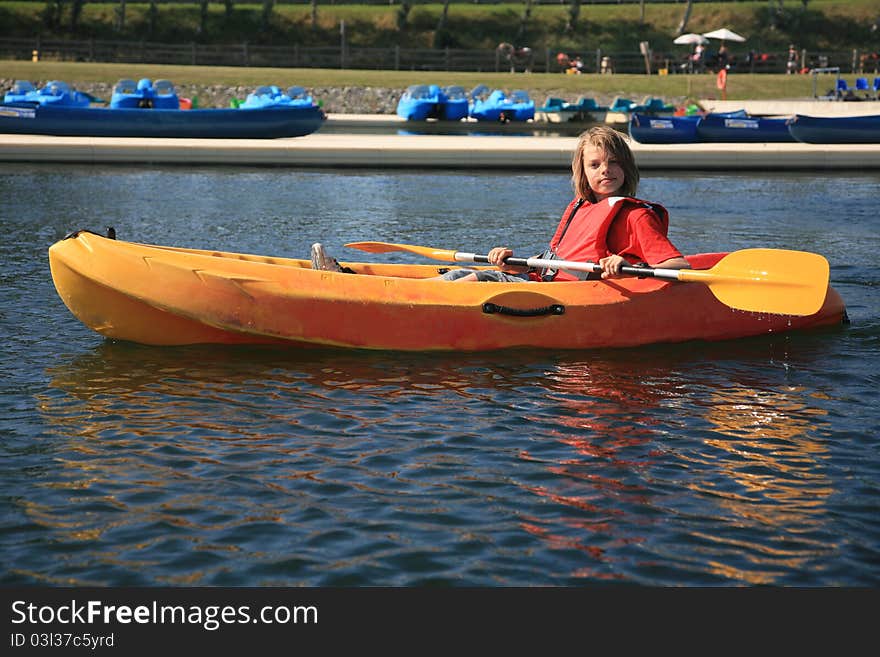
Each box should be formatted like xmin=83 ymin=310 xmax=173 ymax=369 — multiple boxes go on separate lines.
xmin=48 ymin=231 xmax=847 ymax=351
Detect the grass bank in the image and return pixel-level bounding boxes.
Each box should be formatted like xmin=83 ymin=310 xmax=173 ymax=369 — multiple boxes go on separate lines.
xmin=1 ymin=59 xmax=840 ymax=104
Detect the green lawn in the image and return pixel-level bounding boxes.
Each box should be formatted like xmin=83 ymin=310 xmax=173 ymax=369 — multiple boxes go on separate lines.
xmin=0 ymin=59 xmax=838 ymax=102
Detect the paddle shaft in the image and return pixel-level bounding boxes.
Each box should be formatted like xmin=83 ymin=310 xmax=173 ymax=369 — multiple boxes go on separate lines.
xmin=344 ymin=241 xmax=830 ymax=316
xmin=456 ymin=252 xmax=682 ymax=281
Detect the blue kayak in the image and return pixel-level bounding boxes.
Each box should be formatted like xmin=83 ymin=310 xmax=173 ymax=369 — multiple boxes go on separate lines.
xmin=788 ymin=113 xmax=880 ymax=143
xmin=696 ymin=113 xmax=796 ymax=143
xmin=628 ymin=113 xmax=701 ymax=144
xmin=629 ymin=110 xmax=795 ymax=144
xmin=0 ymin=102 xmax=325 ymax=138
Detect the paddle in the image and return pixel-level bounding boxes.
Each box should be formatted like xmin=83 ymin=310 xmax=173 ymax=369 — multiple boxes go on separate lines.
xmin=344 ymin=241 xmax=830 ymax=317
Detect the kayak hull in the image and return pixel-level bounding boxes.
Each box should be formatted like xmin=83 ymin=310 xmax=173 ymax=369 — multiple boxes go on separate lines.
xmin=0 ymin=102 xmax=325 ymax=138
xmin=696 ymin=114 xmax=796 ymax=143
xmin=49 ymin=232 xmax=847 ymax=351
xmin=629 ymin=113 xmax=699 ymax=144
xmin=787 ymin=113 xmax=880 ymax=144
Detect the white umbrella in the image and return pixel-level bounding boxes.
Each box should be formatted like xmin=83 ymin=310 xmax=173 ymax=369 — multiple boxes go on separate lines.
xmin=674 ymin=33 xmax=709 ymax=45
xmin=702 ymin=28 xmax=747 ymax=43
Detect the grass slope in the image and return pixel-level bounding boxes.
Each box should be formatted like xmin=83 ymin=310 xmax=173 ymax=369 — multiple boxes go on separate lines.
xmin=1 ymin=59 xmax=841 ymax=102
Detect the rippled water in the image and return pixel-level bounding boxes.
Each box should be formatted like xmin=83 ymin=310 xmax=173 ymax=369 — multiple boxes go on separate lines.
xmin=1 ymin=163 xmax=878 ymax=586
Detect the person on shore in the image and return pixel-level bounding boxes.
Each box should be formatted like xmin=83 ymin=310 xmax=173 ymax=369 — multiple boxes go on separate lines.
xmin=556 ymin=52 xmax=571 ymax=72
xmin=787 ymin=45 xmax=799 ymax=74
xmin=691 ymin=44 xmax=705 ymax=73
xmin=312 ymin=126 xmax=690 ymax=282
xmin=715 ymin=45 xmax=730 ymax=72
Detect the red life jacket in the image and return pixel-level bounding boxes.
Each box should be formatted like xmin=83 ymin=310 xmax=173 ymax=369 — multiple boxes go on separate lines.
xmin=542 ymin=196 xmax=670 ymax=281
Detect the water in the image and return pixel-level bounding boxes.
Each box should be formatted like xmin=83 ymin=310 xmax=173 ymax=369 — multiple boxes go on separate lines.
xmin=1 ymin=163 xmax=878 ymax=586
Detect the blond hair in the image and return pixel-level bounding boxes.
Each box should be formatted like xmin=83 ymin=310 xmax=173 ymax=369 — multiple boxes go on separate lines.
xmin=571 ymin=126 xmax=639 ymax=200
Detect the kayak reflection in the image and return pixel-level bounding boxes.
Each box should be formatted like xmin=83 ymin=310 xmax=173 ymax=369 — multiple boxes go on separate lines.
xmin=512 ymin=344 xmax=837 ymax=584
xmin=34 ymin=337 xmax=841 ymax=585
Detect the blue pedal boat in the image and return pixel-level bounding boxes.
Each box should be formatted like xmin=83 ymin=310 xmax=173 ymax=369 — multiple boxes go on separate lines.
xmin=4 ymin=80 xmax=93 ymax=108
xmin=239 ymin=85 xmax=318 ymax=110
xmin=538 ymin=96 xmax=609 ymax=122
xmin=396 ymin=85 xmax=469 ymax=121
xmin=0 ymin=76 xmax=325 ymax=139
xmin=110 ymin=78 xmax=181 ymax=109
xmin=396 ymin=85 xmax=440 ymax=121
xmin=469 ymin=87 xmax=535 ymax=122
xmin=439 ymin=86 xmax=469 ymax=121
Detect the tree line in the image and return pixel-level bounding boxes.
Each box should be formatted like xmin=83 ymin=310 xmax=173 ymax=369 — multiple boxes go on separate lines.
xmin=38 ymin=0 xmax=816 ymax=40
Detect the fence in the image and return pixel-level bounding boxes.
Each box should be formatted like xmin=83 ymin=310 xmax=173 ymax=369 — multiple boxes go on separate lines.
xmin=0 ymin=37 xmax=870 ymax=76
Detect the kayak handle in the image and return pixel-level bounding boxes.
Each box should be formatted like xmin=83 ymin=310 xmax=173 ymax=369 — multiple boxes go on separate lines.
xmin=482 ymin=302 xmax=565 ymax=317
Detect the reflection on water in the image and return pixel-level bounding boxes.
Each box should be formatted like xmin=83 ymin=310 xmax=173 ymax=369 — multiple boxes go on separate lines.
xmin=500 ymin=345 xmax=842 ymax=584
xmin=517 ymin=359 xmax=670 ymax=581
xmin=694 ymin=387 xmax=834 ymax=584
xmin=17 ymin=337 xmax=852 ymax=585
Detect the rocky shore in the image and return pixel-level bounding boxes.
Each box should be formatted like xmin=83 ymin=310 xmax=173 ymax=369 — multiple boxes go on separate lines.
xmin=163 ymin=84 xmax=405 ymax=114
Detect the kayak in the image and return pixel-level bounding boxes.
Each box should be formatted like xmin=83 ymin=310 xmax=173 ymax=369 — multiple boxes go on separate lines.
xmin=0 ymin=102 xmax=325 ymax=138
xmin=628 ymin=111 xmax=795 ymax=144
xmin=48 ymin=231 xmax=847 ymax=351
xmin=629 ymin=114 xmax=701 ymax=144
xmin=787 ymin=113 xmax=880 ymax=144
xmin=695 ymin=113 xmax=796 ymax=143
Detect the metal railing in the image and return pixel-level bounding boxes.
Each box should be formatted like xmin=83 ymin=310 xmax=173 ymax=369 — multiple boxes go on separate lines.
xmin=0 ymin=37 xmax=870 ymax=76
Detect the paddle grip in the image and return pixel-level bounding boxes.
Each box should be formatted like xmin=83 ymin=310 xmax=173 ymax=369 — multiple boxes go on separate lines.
xmin=468 ymin=254 xmax=547 ymax=269
xmin=619 ymin=264 xmax=655 ymax=279
xmin=464 ymin=253 xmax=670 ymax=280
xmin=509 ymin=256 xmax=654 ymax=278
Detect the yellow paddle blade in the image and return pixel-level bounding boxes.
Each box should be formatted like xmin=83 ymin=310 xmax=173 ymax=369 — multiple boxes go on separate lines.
xmin=679 ymin=248 xmax=829 ymax=316
xmin=345 ymin=241 xmax=458 ymax=262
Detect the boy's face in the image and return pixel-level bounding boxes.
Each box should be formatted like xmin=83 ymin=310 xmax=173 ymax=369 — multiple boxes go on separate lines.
xmin=583 ymin=145 xmax=624 ymax=201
